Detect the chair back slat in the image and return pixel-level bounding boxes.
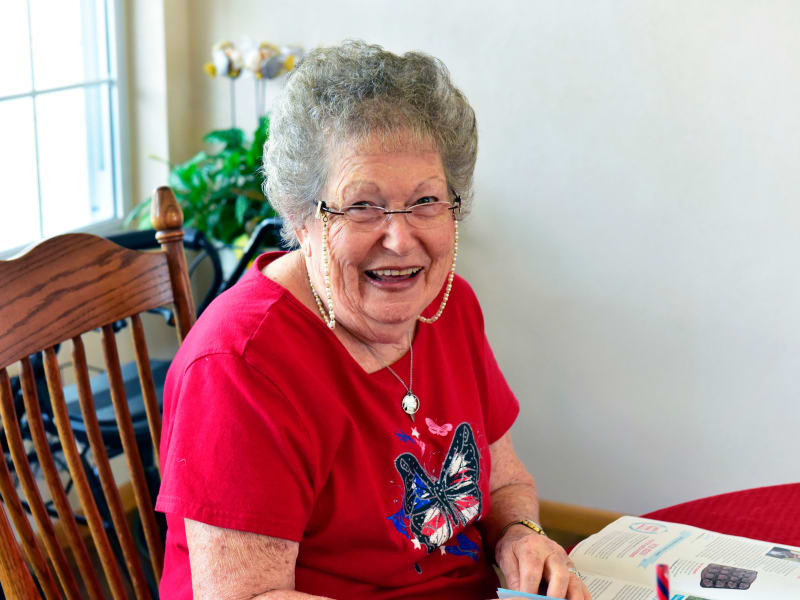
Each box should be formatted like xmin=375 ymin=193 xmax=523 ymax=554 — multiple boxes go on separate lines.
xmin=43 ymin=346 xmax=130 ymax=600
xmin=0 ymin=235 xmax=175 ymax=368
xmin=71 ymin=335 xmax=152 ymax=598
xmin=0 ymin=502 xmax=40 ymax=600
xmin=101 ymin=324 xmax=164 ymax=582
xmin=0 ymin=365 xmax=79 ymax=599
xmin=129 ymin=314 xmax=162 ymax=471
xmin=0 ymin=370 xmax=62 ymax=599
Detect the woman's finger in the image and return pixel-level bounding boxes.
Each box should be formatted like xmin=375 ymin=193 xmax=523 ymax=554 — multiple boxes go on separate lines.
xmin=565 ymin=572 xmax=592 ymax=600
xmin=581 ymin=577 xmax=593 ymax=600
xmin=543 ymin=552 xmax=571 ymax=598
xmin=497 ymin=548 xmax=522 ymax=592
xmin=515 ymin=545 xmax=545 ymax=593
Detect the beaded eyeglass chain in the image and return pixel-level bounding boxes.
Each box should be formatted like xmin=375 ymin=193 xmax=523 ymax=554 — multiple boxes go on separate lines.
xmin=306 ymin=214 xmax=336 ymax=329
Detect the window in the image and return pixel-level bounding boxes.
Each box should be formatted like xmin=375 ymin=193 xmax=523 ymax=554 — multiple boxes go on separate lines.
xmin=0 ymin=0 xmax=126 ymax=254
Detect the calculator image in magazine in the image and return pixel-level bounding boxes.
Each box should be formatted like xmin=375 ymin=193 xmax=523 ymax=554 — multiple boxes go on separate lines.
xmin=700 ymin=563 xmax=758 ymax=590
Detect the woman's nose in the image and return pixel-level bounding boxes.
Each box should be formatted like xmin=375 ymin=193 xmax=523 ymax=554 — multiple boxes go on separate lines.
xmin=380 ymin=212 xmax=417 ymax=253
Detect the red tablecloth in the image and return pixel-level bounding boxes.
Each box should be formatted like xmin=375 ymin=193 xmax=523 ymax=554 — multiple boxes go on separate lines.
xmin=642 ymin=483 xmax=800 ymax=547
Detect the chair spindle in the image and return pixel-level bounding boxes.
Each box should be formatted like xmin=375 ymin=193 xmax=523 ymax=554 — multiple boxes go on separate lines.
xmin=0 ymin=501 xmax=40 ymax=600
xmin=0 ymin=365 xmax=77 ymax=600
xmin=72 ymin=334 xmax=152 ymax=599
xmin=129 ymin=314 xmax=162 ymax=472
xmin=42 ymin=346 xmax=127 ymax=600
xmin=0 ymin=370 xmax=61 ymax=600
xmin=101 ymin=325 xmax=164 ymax=582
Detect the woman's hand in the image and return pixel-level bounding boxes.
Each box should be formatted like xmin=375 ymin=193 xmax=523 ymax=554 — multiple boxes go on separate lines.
xmin=495 ymin=525 xmax=591 ymax=600
xmin=484 ymin=433 xmax=591 ymax=599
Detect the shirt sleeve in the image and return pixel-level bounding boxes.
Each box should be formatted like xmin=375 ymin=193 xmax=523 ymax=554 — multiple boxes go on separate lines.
xmin=156 ymin=353 xmax=320 ymax=542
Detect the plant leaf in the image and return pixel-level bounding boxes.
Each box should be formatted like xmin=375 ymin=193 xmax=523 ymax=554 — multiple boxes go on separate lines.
xmin=235 ymin=195 xmax=249 ymax=225
xmin=204 ymin=128 xmax=244 ymax=148
xmin=123 ymin=197 xmax=153 ymax=229
xmin=125 ymin=114 xmax=277 ymax=244
xmin=222 ymin=150 xmax=242 ymax=175
xmin=246 ymin=116 xmax=270 ymax=167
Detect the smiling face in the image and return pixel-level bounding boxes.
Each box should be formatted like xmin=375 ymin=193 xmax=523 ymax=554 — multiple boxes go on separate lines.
xmin=297 ymin=136 xmax=456 ymax=344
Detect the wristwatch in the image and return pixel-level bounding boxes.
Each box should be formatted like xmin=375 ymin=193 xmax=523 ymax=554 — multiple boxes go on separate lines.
xmin=500 ymin=519 xmax=547 ymax=538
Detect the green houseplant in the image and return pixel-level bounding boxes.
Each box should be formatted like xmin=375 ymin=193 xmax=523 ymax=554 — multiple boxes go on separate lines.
xmin=125 ymin=116 xmax=275 ymax=246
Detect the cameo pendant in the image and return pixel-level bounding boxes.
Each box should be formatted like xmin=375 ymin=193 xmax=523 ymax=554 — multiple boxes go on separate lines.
xmin=401 ymin=392 xmax=420 ymax=422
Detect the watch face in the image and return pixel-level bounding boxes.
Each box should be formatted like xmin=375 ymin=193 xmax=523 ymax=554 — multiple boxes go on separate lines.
xmin=501 ymin=520 xmax=546 ymax=540
xmin=522 ymin=520 xmax=544 ymax=534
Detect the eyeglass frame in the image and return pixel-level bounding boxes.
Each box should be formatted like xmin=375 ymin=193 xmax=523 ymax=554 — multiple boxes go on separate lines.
xmin=314 ymin=188 xmax=462 ymax=225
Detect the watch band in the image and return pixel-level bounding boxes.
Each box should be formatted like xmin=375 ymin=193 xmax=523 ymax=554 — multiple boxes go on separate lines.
xmin=500 ymin=519 xmax=547 ymax=538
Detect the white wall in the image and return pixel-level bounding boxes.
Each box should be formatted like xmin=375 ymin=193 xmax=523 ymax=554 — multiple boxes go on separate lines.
xmin=150 ymin=0 xmax=800 ymax=515
xmin=125 ymin=0 xmax=169 ymax=206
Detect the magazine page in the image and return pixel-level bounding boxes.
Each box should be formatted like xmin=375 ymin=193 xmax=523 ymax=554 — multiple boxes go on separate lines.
xmin=568 ymin=516 xmax=800 ymax=600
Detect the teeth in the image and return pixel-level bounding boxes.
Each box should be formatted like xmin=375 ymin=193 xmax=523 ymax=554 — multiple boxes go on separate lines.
xmin=371 ymin=267 xmax=420 ymax=276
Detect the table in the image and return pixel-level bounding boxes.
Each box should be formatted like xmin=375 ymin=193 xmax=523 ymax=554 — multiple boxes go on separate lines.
xmin=641 ymin=483 xmax=800 ymax=547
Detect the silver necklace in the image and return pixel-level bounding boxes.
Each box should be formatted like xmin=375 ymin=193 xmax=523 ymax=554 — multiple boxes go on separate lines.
xmin=362 ymin=333 xmax=419 ymax=422
xmin=304 ymin=256 xmax=419 ymax=421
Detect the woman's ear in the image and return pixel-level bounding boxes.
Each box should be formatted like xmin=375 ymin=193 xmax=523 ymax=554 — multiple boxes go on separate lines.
xmin=295 ymin=224 xmax=312 ymax=257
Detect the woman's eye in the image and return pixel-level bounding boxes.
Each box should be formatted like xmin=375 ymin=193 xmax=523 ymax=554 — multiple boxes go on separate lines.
xmin=413 ymin=196 xmax=437 ymax=206
xmin=346 ymin=201 xmax=378 ymax=210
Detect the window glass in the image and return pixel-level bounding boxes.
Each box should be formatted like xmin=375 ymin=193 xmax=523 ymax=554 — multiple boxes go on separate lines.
xmin=29 ymin=0 xmax=109 ymax=89
xmin=0 ymin=99 xmax=40 ymax=249
xmin=37 ymin=85 xmax=115 ymax=236
xmin=0 ymin=0 xmax=122 ymax=254
xmin=0 ymin=2 xmax=32 ymax=96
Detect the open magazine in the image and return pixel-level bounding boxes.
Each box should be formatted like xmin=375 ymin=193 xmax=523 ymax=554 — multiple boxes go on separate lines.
xmin=558 ymin=516 xmax=800 ymax=600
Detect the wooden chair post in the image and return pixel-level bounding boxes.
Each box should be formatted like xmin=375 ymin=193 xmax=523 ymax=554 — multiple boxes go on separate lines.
xmin=151 ymin=186 xmax=196 ymax=341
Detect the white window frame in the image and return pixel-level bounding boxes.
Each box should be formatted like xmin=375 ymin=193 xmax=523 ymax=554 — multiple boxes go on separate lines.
xmin=0 ymin=0 xmax=130 ymax=259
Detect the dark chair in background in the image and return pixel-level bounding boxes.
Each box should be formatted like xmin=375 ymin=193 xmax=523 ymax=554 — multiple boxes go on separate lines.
xmin=0 ymin=187 xmax=196 ymax=599
xmin=220 ymin=216 xmax=284 ymax=292
xmin=110 ymin=226 xmax=224 ymax=317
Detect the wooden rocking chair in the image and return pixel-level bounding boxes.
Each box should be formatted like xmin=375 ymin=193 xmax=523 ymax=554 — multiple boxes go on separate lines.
xmin=0 ymin=187 xmax=195 ymax=599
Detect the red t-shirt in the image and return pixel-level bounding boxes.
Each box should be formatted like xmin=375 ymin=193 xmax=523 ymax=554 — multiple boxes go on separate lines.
xmin=156 ymin=252 xmax=519 ymax=599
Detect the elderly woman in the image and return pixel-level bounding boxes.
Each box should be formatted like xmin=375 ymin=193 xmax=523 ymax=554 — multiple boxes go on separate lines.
xmin=156 ymin=41 xmax=589 ymax=600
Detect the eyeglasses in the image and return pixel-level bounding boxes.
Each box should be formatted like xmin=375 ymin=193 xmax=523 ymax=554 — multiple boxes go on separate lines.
xmin=316 ymin=192 xmax=461 ymax=231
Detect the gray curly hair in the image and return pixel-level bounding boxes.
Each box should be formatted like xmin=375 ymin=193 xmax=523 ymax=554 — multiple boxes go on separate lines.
xmin=263 ymin=40 xmax=478 ymax=245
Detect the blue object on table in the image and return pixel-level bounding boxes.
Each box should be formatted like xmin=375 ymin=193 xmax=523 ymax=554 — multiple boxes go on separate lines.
xmin=496 ymin=588 xmax=562 ymax=599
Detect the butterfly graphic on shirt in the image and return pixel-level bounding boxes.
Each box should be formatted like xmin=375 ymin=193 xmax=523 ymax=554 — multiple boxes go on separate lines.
xmin=425 ymin=417 xmax=453 ymax=436
xmin=394 ymin=422 xmax=482 ymax=553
